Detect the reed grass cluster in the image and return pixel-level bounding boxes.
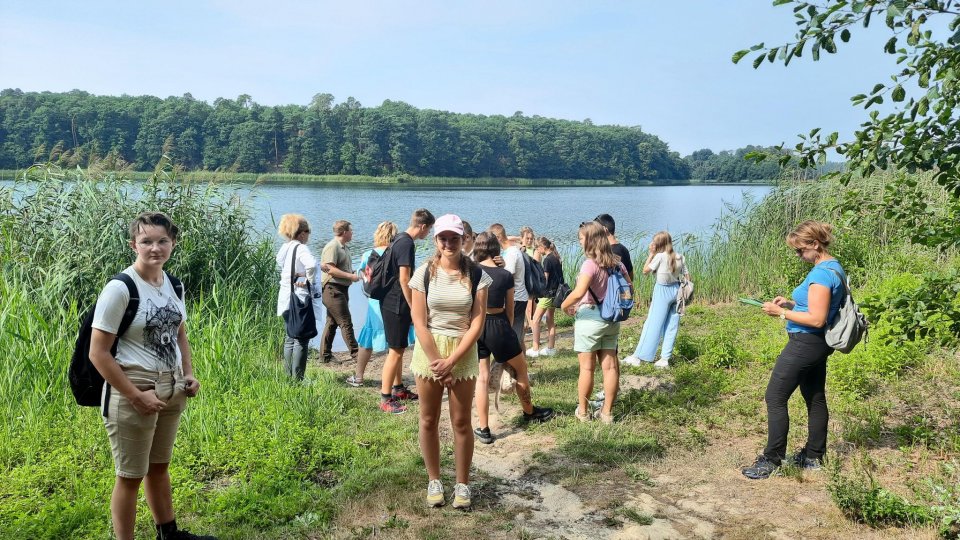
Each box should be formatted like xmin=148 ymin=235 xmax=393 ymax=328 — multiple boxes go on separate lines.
xmin=0 ymin=164 xmax=420 ymax=538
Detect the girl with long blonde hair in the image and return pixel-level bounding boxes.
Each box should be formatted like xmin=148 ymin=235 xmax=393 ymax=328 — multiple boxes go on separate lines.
xmin=623 ymin=231 xmax=688 ymax=369
xmin=348 ymin=221 xmax=415 ymax=388
xmin=560 ymin=221 xmax=629 ymax=424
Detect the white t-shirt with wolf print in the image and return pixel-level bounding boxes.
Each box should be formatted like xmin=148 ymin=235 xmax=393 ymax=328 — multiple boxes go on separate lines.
xmin=92 ymin=266 xmax=187 ymax=372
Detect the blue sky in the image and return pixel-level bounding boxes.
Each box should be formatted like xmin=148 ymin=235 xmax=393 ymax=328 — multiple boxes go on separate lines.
xmin=0 ymin=1 xmax=897 ymax=155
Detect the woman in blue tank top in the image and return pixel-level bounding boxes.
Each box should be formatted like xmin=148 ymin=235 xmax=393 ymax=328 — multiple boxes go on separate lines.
xmin=742 ymin=220 xmax=846 ymax=480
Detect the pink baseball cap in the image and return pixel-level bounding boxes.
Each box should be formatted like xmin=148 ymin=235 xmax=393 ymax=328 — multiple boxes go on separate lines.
xmin=432 ymin=214 xmax=464 ymax=237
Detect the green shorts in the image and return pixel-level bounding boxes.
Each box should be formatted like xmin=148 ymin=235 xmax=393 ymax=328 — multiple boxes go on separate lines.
xmin=573 ymin=305 xmax=620 ymax=352
xmin=537 ymin=296 xmax=555 ymax=310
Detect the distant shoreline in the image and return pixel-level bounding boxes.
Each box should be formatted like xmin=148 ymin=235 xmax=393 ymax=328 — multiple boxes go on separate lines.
xmin=0 ymin=169 xmax=775 ymax=188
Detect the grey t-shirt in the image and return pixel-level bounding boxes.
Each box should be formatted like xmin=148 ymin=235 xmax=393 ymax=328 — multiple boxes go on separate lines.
xmin=502 ymin=246 xmax=528 ymax=301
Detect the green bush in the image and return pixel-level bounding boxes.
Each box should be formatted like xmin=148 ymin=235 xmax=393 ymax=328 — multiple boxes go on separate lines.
xmin=860 ymin=269 xmax=960 ymax=348
xmin=829 ymin=471 xmax=932 ymax=528
xmin=828 ymin=340 xmax=923 ymax=398
xmin=699 ymin=328 xmax=748 ymax=369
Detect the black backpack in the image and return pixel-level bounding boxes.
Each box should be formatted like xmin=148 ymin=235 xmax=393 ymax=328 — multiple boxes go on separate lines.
xmin=69 ymin=272 xmax=183 ymax=407
xmin=367 ymin=239 xmax=400 ymax=301
xmin=521 ymin=251 xmax=548 ymax=297
xmin=360 ymin=250 xmax=382 ymax=298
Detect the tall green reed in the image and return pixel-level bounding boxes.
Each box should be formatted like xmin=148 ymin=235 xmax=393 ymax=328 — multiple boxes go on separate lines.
xmin=0 ymin=163 xmax=421 ymax=538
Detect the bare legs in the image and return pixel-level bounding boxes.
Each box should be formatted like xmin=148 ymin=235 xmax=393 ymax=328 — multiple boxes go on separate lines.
xmin=417 ymin=376 xmax=476 ymax=484
xmin=475 ymin=352 xmax=535 ymax=429
xmin=530 ymin=306 xmax=556 ymax=352
xmin=577 ymin=349 xmax=619 ymax=416
xmin=380 ymin=347 xmax=405 ymax=396
xmin=111 ymin=463 xmax=175 ymax=540
xmin=476 ymin=358 xmax=491 ymax=429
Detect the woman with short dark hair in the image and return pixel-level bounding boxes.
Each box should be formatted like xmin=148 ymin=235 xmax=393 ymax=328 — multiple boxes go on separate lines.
xmin=89 ymin=212 xmax=215 ymax=540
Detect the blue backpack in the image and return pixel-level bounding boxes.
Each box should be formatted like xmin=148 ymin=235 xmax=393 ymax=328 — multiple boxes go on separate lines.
xmin=588 ymin=265 xmax=634 ymax=322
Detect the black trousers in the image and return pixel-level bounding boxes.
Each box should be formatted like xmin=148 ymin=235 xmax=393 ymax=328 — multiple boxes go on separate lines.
xmin=763 ymin=332 xmax=832 ymax=462
xmin=320 ymin=283 xmax=358 ymax=361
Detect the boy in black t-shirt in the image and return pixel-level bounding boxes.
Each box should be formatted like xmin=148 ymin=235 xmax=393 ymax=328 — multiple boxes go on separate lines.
xmin=595 ymin=214 xmax=633 ymax=282
xmin=378 ymin=208 xmax=435 ymax=414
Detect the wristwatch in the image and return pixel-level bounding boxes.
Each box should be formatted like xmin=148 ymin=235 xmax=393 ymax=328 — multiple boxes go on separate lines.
xmin=779 ymin=309 xmax=787 ymax=320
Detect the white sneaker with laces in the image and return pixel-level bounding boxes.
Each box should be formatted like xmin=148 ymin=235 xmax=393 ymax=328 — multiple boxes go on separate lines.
xmin=654 ymin=358 xmax=670 ymax=369
xmin=426 ymin=479 xmax=445 ymax=507
xmin=621 ymin=355 xmax=642 ymax=366
xmin=452 ymin=482 xmax=472 ymax=509
xmin=525 ymin=348 xmax=540 ymax=358
xmin=540 ymin=348 xmax=556 ymax=356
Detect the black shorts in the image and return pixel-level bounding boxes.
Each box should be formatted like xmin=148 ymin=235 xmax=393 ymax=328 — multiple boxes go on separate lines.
xmin=512 ymin=301 xmax=527 ymax=346
xmin=478 ymin=313 xmax=523 ymax=362
xmin=381 ymin=303 xmax=413 ymax=350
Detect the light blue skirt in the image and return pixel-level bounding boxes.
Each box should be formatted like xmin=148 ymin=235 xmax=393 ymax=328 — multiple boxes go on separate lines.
xmin=357 ymin=298 xmax=414 ymax=352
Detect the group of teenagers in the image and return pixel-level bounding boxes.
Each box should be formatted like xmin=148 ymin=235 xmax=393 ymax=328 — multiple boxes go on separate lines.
xmin=88 ymin=208 xmax=847 ymax=537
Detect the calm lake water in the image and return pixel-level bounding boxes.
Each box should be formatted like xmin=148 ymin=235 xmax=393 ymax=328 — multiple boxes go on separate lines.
xmin=245 ymin=183 xmax=772 ymax=255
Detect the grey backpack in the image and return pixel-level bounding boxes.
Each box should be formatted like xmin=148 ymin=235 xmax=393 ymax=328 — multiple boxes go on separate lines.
xmin=825 ymin=268 xmax=868 ymax=353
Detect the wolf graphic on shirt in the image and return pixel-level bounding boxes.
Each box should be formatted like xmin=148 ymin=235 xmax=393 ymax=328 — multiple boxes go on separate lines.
xmin=143 ymin=299 xmax=183 ymax=370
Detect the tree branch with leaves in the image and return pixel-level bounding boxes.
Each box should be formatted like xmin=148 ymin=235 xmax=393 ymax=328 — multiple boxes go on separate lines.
xmin=734 ymin=0 xmax=960 ymax=249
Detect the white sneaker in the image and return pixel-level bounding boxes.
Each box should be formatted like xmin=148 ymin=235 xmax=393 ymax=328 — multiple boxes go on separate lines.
xmin=621 ymin=355 xmax=642 ymax=366
xmin=525 ymin=348 xmax=540 ymax=358
xmin=426 ymin=479 xmax=445 ymax=507
xmin=575 ymin=405 xmax=591 ymax=422
xmin=452 ymin=482 xmax=472 ymax=509
xmin=540 ymin=348 xmax=557 ymax=356
xmin=654 ymin=358 xmax=670 ymax=369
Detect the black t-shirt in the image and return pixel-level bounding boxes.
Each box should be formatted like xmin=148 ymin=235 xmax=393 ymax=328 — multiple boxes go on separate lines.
xmin=542 ymin=254 xmax=563 ymax=293
xmin=480 ymin=265 xmax=515 ymax=309
xmin=381 ymin=232 xmax=416 ymax=314
xmin=611 ymin=243 xmax=634 ymax=279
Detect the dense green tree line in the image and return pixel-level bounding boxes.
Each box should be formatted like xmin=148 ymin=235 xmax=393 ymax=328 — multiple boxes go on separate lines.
xmin=0 ymin=89 xmax=693 ymax=183
xmin=683 ymin=145 xmax=839 ymax=181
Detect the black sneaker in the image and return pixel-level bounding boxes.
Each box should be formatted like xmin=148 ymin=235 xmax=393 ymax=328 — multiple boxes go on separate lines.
xmin=789 ymin=449 xmax=823 ymax=470
xmin=522 ymin=405 xmax=555 ymax=423
xmin=158 ymin=528 xmax=218 ymax=540
xmin=741 ymin=455 xmax=780 ymax=480
xmin=474 ymin=426 xmax=495 ymax=444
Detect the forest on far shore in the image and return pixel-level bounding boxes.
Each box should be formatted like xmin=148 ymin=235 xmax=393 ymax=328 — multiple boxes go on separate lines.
xmin=0 ymin=89 xmax=833 ymax=183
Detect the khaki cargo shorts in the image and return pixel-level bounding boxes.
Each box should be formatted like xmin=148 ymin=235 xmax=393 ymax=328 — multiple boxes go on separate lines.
xmin=101 ymin=366 xmax=187 ymax=478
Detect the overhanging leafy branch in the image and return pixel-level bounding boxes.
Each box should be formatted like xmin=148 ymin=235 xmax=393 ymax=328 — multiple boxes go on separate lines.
xmin=735 ymin=1 xmax=960 ymax=249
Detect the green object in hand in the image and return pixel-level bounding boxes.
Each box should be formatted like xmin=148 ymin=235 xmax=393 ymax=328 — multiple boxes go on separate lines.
xmin=738 ymin=297 xmax=764 ymax=307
